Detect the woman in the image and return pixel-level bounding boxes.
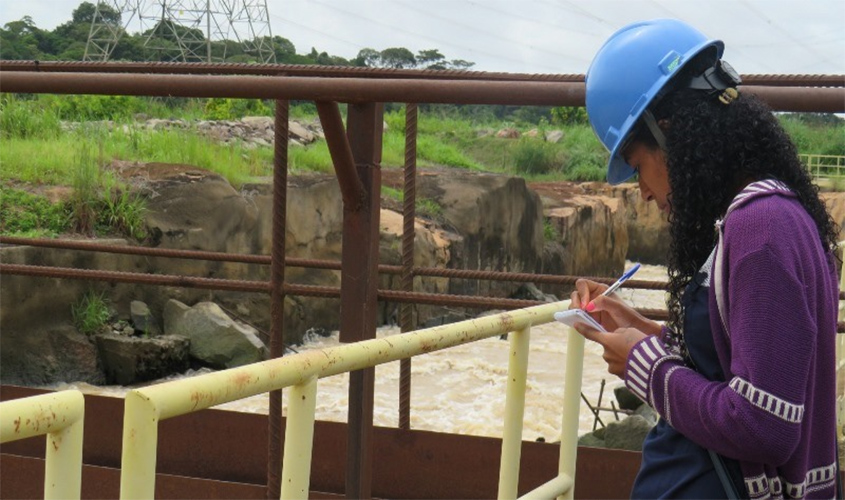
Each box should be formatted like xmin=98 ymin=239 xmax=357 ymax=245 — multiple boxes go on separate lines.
xmin=571 ymin=19 xmax=841 ymax=499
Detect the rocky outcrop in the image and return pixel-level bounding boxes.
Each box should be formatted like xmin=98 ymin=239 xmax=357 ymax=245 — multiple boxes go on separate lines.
xmin=577 ymin=386 xmax=658 ymax=451
xmin=64 ymin=116 xmax=325 ymax=150
xmin=0 ymin=324 xmax=104 ymax=386
xmin=543 ymin=191 xmax=628 ymax=278
xmin=8 ymin=162 xmax=845 ymax=387
xmin=415 ymin=170 xmax=545 ymax=298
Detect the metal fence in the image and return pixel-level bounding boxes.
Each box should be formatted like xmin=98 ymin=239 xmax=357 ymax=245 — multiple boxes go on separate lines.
xmin=802 ymin=154 xmax=845 ymax=181
xmin=1 ymin=62 xmax=843 ymax=498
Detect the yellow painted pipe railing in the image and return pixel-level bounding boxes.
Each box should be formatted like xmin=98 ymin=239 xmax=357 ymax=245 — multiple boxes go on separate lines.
xmin=838 ymin=242 xmax=845 ymax=441
xmin=119 ymin=300 xmax=582 ymax=499
xmin=0 ymin=390 xmax=85 ymax=499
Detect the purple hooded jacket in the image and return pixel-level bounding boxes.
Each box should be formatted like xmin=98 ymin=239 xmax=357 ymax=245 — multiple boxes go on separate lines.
xmin=624 ymin=181 xmax=840 ymax=499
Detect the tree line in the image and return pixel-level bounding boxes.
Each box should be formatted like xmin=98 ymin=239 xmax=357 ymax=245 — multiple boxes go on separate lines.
xmin=0 ymin=0 xmax=474 ymax=71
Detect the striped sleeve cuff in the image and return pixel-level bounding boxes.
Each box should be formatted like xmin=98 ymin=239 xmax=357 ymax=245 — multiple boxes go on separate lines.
xmin=624 ymin=335 xmax=685 ymax=414
xmin=658 ymin=325 xmax=682 ymax=355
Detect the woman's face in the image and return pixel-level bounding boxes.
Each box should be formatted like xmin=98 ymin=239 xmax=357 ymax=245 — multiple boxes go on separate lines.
xmin=624 ymin=141 xmax=671 ymax=214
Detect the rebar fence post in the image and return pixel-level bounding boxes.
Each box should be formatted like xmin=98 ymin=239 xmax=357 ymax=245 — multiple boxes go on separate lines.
xmin=399 ymin=102 xmax=418 ymax=430
xmin=268 ymin=99 xmax=290 ymax=499
xmin=0 ymin=390 xmax=85 ymax=500
xmin=498 ymin=326 xmax=531 ymax=499
xmin=341 ymin=102 xmax=384 ymax=499
xmin=837 ymin=242 xmax=845 ymax=444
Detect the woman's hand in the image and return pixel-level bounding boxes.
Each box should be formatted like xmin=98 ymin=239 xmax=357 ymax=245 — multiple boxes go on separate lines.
xmin=574 ymin=325 xmax=648 ymax=378
xmin=569 ymin=278 xmax=661 ymax=336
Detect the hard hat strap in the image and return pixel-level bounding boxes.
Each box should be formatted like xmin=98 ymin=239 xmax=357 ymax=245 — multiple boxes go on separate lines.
xmin=642 ymin=110 xmax=668 ymax=151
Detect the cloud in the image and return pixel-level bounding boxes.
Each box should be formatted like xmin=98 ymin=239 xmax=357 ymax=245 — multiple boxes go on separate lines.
xmin=0 ymin=0 xmax=842 ymax=74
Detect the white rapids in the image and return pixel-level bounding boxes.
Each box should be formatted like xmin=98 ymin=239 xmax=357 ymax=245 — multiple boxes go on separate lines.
xmin=49 ymin=262 xmax=670 ymax=440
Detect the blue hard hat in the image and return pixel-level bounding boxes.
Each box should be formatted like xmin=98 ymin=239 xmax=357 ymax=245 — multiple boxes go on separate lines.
xmin=586 ymin=19 xmax=724 ymax=184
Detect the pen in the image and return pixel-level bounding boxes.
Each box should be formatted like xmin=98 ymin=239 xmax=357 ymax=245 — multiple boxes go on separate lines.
xmin=602 ymin=263 xmax=641 ymax=297
xmin=585 ymin=263 xmax=641 ymax=311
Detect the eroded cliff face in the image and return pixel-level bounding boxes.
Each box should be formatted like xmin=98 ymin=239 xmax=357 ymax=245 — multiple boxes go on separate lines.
xmin=6 ymin=164 xmax=845 ymax=386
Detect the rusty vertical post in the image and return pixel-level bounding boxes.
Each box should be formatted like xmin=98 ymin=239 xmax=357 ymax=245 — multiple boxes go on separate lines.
xmin=398 ymin=103 xmax=418 ymax=430
xmin=341 ymin=102 xmax=383 ymax=499
xmin=267 ymin=99 xmax=289 ymax=500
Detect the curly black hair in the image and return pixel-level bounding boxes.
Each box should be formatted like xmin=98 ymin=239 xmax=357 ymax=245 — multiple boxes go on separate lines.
xmin=629 ymin=66 xmax=840 ymax=352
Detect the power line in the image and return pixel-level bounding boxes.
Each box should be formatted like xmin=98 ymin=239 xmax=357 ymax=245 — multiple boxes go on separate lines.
xmin=268 ymin=12 xmax=367 ymax=53
xmin=466 ymin=0 xmax=603 ymax=39
xmin=393 ymin=0 xmax=590 ymax=65
xmin=646 ymin=0 xmax=780 ymax=74
xmin=306 ymin=0 xmax=566 ymax=72
xmin=739 ymin=0 xmax=844 ymax=70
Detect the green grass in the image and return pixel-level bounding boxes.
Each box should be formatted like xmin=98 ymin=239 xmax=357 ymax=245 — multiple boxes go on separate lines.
xmin=382 ymin=185 xmax=404 ymax=202
xmin=543 ymin=219 xmax=560 ymax=242
xmin=0 ymin=124 xmax=277 ymax=187
xmin=415 ymin=198 xmax=442 ymax=219
xmin=72 ymin=291 xmax=111 ymax=335
xmin=289 ymin=142 xmax=334 ymax=173
xmin=2 ymin=96 xmax=843 ymax=198
xmin=780 ymin=115 xmax=845 ymax=156
xmin=0 ymin=187 xmax=70 ymax=237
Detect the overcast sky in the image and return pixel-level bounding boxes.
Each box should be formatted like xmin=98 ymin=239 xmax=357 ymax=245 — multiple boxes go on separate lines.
xmin=1 ymin=0 xmax=843 ymax=75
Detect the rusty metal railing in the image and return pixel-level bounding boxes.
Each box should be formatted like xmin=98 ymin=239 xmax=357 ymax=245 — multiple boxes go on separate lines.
xmin=2 ymin=60 xmax=844 ymax=87
xmin=2 ymin=64 xmax=843 ymax=498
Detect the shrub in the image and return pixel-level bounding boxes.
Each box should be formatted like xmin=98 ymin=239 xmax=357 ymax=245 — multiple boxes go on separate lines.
xmin=204 ymin=98 xmax=272 ymax=120
xmin=0 ymin=94 xmax=62 ymax=139
xmin=69 ymin=139 xmax=102 ymax=235
xmin=512 ymin=138 xmax=559 ymax=175
xmin=72 ymin=291 xmax=111 ymax=335
xmin=551 ymin=107 xmax=589 ymax=125
xmin=416 ymin=198 xmax=442 ymax=219
xmin=100 ymin=177 xmax=148 ymax=241
xmin=45 ymin=94 xmax=150 ymax=121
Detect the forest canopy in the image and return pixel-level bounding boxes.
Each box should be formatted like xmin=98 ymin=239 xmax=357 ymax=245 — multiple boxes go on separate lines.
xmin=0 ymin=0 xmax=474 ymax=70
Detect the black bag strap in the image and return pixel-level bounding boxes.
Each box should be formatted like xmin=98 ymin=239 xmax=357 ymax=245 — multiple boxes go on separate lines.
xmin=708 ymin=449 xmax=741 ymax=499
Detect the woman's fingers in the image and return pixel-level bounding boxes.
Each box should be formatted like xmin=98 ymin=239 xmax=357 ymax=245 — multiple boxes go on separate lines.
xmin=569 ymin=290 xmax=582 ymax=310
xmin=574 ymin=279 xmax=607 ymax=309
xmin=574 ymin=325 xmax=648 ymax=378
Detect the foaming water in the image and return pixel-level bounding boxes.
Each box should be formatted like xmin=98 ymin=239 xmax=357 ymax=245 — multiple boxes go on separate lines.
xmin=51 ymin=262 xmax=671 ymax=440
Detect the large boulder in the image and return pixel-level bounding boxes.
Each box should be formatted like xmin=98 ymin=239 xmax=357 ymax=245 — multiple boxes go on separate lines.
xmin=94 ymin=333 xmax=190 ymax=385
xmin=604 ymin=415 xmax=655 ymax=451
xmin=0 ymin=324 xmax=104 ymax=386
xmin=163 ymin=299 xmax=268 ymax=369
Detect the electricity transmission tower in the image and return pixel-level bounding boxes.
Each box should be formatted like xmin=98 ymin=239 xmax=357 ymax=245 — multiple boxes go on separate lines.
xmin=84 ymin=0 xmax=277 ymax=63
